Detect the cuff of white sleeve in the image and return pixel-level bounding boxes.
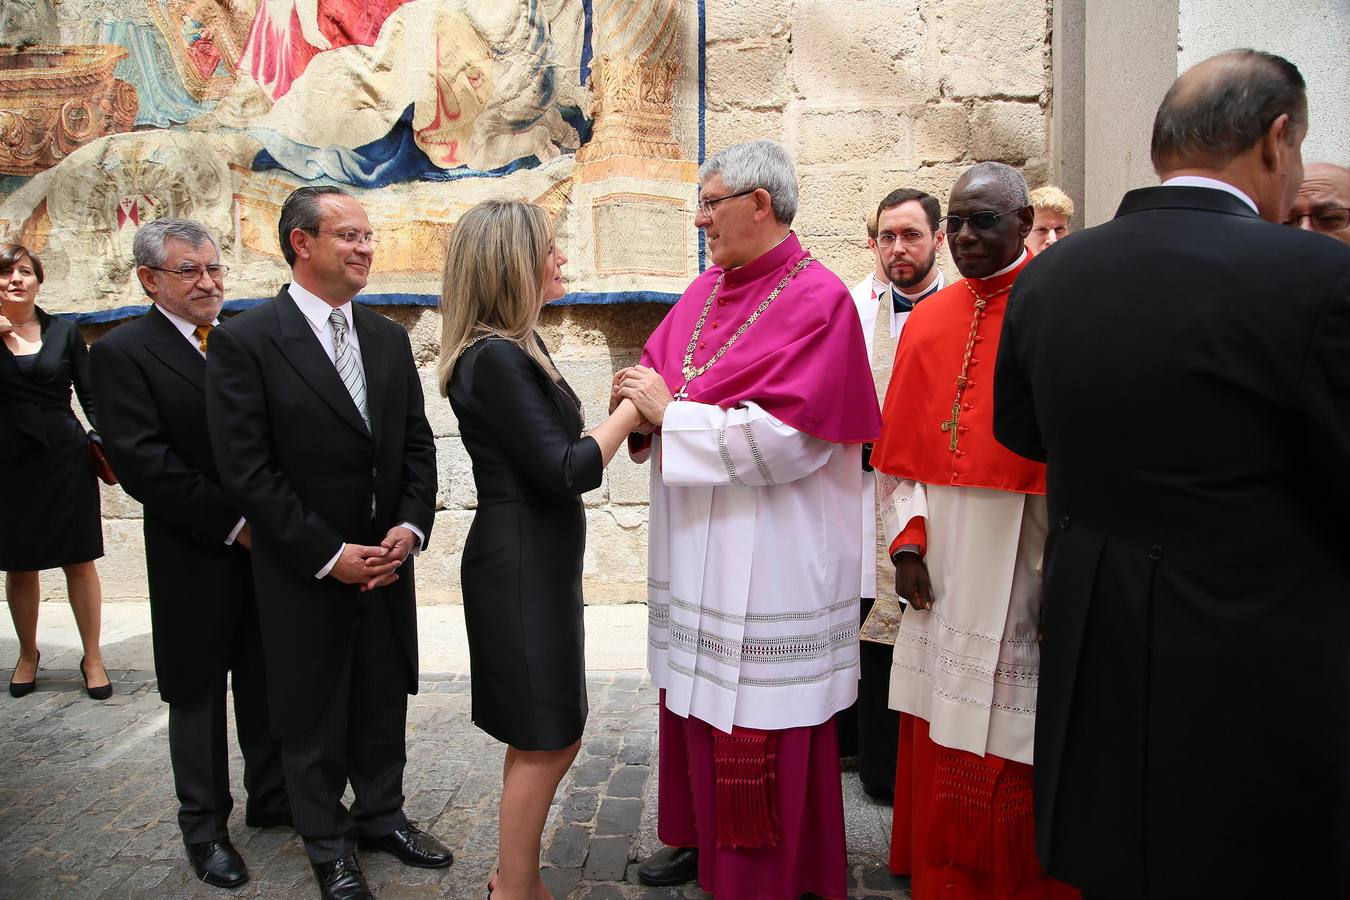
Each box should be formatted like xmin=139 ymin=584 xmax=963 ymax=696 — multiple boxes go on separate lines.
xmin=317 ymin=543 xmax=344 ymax=579
xmin=224 ymin=517 xmax=246 ymax=547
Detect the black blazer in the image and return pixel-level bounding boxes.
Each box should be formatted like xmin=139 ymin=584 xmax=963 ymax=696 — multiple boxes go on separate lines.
xmin=91 ymin=307 xmax=249 ymax=703
xmin=204 ymin=287 xmax=437 ymax=737
xmin=994 ymin=186 xmax=1350 ymax=898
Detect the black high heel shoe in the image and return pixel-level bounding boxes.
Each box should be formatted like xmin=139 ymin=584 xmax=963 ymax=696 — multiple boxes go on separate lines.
xmin=8 ymin=650 xmax=38 ymax=698
xmin=80 ymin=657 xmax=113 ymax=701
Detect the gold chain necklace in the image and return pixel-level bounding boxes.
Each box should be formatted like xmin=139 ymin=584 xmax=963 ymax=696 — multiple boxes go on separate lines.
xmin=938 ymin=279 xmax=1010 ymax=451
xmin=675 ymin=255 xmax=812 ymax=399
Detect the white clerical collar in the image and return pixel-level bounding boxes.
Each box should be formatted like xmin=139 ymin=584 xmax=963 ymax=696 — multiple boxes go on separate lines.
xmin=896 ymin=268 xmax=946 ymax=301
xmin=984 ymin=249 xmax=1028 ymax=280
xmin=155 ymin=303 xmax=218 ymax=347
xmin=1161 ymin=176 xmax=1258 ymax=214
xmin=288 ymin=278 xmax=355 ymax=330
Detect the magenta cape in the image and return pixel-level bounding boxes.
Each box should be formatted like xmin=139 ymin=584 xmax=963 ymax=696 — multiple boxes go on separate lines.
xmin=640 ymin=233 xmax=882 ymax=444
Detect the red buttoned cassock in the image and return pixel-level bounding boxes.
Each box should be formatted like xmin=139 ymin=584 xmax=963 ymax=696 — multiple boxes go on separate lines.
xmin=871 ymin=251 xmax=1077 ymax=900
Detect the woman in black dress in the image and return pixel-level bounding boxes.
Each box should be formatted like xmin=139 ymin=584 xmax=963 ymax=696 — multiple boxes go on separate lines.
xmin=0 ymin=243 xmax=111 ymax=700
xmin=438 ymin=201 xmax=645 ymax=900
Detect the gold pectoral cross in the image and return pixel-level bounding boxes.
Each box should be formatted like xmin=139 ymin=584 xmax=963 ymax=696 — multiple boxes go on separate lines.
xmin=940 ymin=399 xmax=961 ymax=451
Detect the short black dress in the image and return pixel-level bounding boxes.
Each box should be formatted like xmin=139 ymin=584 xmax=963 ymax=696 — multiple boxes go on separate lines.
xmin=0 ymin=309 xmax=104 ymax=571
xmin=448 ymin=335 xmax=603 ymax=750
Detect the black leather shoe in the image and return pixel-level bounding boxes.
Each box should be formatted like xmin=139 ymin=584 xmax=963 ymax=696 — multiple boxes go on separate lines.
xmin=8 ymin=651 xmax=38 ymax=698
xmin=245 ymin=810 xmax=294 ymax=829
xmin=80 ymin=656 xmax=113 ymax=701
xmin=357 ymin=822 xmax=453 ymax=868
xmin=185 ymin=837 xmax=249 ymax=888
xmin=312 ymin=855 xmax=373 ymax=900
xmin=637 ymin=846 xmax=698 ymax=886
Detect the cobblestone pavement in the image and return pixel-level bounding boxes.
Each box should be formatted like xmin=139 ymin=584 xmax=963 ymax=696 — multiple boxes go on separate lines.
xmin=0 ymin=668 xmax=909 ymax=900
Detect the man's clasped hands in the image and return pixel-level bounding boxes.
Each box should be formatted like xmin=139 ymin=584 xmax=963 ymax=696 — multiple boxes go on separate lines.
xmin=609 ymin=365 xmax=673 ymax=432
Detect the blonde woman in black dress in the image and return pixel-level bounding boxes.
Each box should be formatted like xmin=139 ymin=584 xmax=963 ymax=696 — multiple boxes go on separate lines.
xmin=438 ymin=201 xmax=645 ymax=900
xmin=0 ymin=243 xmax=111 ymax=699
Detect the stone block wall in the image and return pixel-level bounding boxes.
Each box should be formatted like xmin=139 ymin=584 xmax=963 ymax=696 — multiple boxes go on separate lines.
xmin=52 ymin=1 xmax=1052 ymax=605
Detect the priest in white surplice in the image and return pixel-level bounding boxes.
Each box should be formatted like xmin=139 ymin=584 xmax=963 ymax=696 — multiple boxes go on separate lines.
xmin=847 ymin=187 xmax=947 ymax=799
xmin=871 ymin=163 xmax=1078 ymax=900
xmin=613 ymin=140 xmax=882 ymax=900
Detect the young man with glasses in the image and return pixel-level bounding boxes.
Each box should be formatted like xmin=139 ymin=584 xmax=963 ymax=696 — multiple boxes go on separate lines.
xmin=871 ymin=163 xmax=1077 ymax=899
xmin=845 ymin=187 xmax=946 ymax=805
xmin=92 ymin=218 xmax=290 ymax=891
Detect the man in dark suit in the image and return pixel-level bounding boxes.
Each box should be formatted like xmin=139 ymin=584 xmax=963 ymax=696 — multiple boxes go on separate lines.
xmin=91 ymin=219 xmax=290 ymax=890
xmin=994 ymin=50 xmax=1350 ymax=899
xmin=204 ymin=186 xmax=446 ymax=900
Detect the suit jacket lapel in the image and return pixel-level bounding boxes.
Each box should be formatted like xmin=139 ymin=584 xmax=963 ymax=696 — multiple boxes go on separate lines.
xmin=1115 ymin=185 xmax=1262 ymax=220
xmin=272 ymin=289 xmax=372 ymax=440
xmin=144 ymin=307 xmax=205 ymax=392
xmin=352 ymin=304 xmax=389 ymax=445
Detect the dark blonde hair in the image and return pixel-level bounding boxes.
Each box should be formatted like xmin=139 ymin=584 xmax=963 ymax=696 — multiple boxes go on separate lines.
xmin=0 ymin=243 xmax=44 ymax=283
xmin=437 ymin=200 xmax=558 ymax=395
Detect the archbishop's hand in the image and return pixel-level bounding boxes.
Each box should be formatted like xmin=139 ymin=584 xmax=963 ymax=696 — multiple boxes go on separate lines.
xmin=617 ymin=365 xmax=674 ymax=426
xmin=894 ymin=552 xmax=934 ymax=610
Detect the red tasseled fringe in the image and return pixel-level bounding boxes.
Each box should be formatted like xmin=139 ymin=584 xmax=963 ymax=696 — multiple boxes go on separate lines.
xmin=713 ymin=726 xmax=782 ymax=850
xmin=927 ymin=746 xmax=1042 ymax=893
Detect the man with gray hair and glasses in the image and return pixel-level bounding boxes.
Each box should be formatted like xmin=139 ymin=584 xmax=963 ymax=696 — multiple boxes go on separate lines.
xmin=613 ymin=139 xmax=882 ymax=898
xmin=995 ymin=50 xmax=1350 ymax=897
xmin=92 ymin=219 xmax=289 ymax=891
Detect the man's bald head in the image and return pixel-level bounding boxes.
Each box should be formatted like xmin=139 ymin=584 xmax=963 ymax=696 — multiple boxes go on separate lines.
xmin=1287 ymin=163 xmax=1350 ymax=247
xmin=1151 ymin=49 xmax=1306 ymax=174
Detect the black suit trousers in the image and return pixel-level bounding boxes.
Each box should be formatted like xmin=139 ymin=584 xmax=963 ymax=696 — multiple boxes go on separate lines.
xmin=168 ymin=591 xmax=287 ymax=843
xmin=282 ymin=592 xmax=409 ymax=863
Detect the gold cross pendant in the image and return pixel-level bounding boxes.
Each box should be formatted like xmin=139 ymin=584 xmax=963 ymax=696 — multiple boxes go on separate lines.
xmin=940 ymin=400 xmax=961 ymax=451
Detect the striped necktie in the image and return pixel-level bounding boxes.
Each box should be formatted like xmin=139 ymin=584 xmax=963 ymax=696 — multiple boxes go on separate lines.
xmin=328 ymin=308 xmax=370 ymax=429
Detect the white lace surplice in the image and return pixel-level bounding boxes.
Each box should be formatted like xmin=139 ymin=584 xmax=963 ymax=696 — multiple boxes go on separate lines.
xmin=878 ymin=475 xmax=1048 ymax=764
xmin=644 ymin=400 xmax=863 ymax=733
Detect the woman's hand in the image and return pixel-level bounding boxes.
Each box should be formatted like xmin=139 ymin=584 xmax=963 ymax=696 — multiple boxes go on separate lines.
xmin=0 ymin=314 xmax=12 ymax=335
xmin=617 ymin=365 xmax=673 ymax=426
xmin=609 ymin=367 xmax=630 ymax=414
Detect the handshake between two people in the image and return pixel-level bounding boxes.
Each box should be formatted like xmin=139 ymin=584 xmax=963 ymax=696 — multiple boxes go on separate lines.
xmin=330 ymin=525 xmax=419 ymax=592
xmin=608 ymin=365 xmax=672 ymax=433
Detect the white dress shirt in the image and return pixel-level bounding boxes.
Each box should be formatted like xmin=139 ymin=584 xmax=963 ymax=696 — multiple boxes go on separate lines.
xmin=1161 ymin=175 xmax=1259 ymax=214
xmin=283 ymin=282 xmax=424 ymax=578
xmin=155 ymin=303 xmax=247 ymax=547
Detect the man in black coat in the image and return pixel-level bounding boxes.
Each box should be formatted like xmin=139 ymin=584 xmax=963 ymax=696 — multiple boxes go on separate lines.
xmin=204 ymin=186 xmax=446 ymax=900
xmin=994 ymin=50 xmax=1350 ymax=899
xmin=91 ymin=219 xmax=289 ymax=890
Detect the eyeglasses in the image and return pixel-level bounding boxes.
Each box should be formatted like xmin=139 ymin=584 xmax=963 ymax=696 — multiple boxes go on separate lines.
xmin=313 ymin=229 xmax=380 ymax=246
xmin=148 ymin=264 xmax=229 ymax=282
xmin=697 ymin=189 xmax=757 ymax=217
xmin=938 ymin=209 xmax=1018 ymax=234
xmin=877 ymin=230 xmax=935 ymax=249
xmin=1283 ymin=207 xmax=1350 ymax=233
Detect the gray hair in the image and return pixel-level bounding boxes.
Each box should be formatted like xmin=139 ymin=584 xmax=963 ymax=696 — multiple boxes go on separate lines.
xmin=1151 ymin=49 xmax=1305 ymax=172
xmin=698 ymin=139 xmax=799 ymax=226
xmin=278 ymin=185 xmax=350 ymax=266
xmin=955 ymin=162 xmax=1029 ymax=209
xmin=132 ymin=219 xmax=216 ymax=273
